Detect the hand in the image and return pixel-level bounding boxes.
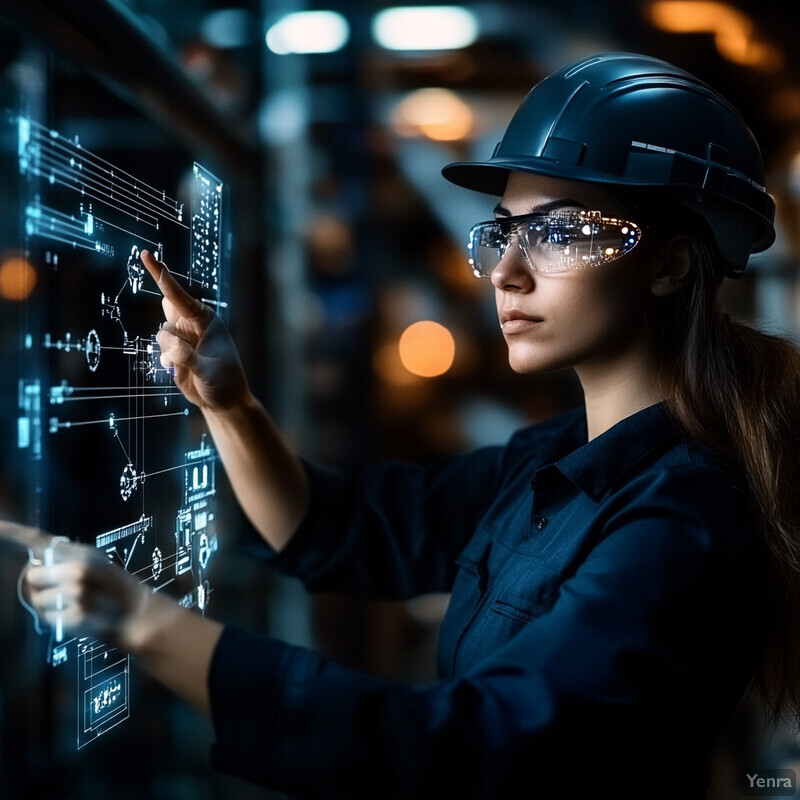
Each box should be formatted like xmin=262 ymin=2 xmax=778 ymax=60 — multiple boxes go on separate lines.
xmin=0 ymin=521 xmax=148 ymax=646
xmin=142 ymin=250 xmax=250 ymax=412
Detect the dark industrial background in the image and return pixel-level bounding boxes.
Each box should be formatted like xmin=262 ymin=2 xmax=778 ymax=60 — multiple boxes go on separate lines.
xmin=1 ymin=1 xmax=800 ymax=798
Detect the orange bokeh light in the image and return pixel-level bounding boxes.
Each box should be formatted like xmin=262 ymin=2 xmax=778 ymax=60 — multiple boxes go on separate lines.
xmin=391 ymin=88 xmax=474 ymax=142
xmin=398 ymin=320 xmax=455 ymax=378
xmin=0 ymin=255 xmax=37 ymax=301
xmin=647 ymin=1 xmax=782 ymax=70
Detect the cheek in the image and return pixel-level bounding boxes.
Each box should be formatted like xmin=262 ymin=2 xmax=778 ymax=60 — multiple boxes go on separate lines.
xmin=550 ymin=287 xmax=619 ymax=354
xmin=533 ymin=272 xmax=651 ymax=359
xmin=564 ymin=269 xmax=652 ymax=346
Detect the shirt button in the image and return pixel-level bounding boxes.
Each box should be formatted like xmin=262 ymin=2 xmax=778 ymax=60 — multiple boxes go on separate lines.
xmin=534 ymin=517 xmax=548 ymax=531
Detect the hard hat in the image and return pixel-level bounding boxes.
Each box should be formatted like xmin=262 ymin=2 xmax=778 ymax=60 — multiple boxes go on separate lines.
xmin=442 ymin=52 xmax=775 ymax=275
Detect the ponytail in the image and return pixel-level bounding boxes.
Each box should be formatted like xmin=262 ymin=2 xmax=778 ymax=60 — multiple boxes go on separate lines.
xmin=656 ymin=231 xmax=800 ymax=724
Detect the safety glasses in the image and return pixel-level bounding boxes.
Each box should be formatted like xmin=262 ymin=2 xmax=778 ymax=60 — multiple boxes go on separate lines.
xmin=468 ymin=209 xmax=642 ymax=277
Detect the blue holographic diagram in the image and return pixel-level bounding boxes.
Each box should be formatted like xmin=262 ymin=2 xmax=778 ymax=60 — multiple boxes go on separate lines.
xmin=13 ymin=114 xmax=226 ymax=749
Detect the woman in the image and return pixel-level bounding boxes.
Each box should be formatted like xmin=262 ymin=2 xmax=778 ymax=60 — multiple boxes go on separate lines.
xmin=5 ymin=52 xmax=800 ymax=798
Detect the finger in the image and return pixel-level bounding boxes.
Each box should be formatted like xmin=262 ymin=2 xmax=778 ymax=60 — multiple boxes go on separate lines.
xmin=26 ymin=552 xmax=89 ymax=586
xmin=0 ymin=520 xmax=40 ymax=549
xmin=26 ymin=564 xmax=63 ymax=591
xmin=32 ymin=590 xmax=78 ymax=636
xmin=27 ymin=582 xmax=65 ymax=610
xmin=141 ymin=250 xmax=203 ymax=318
xmin=0 ymin=521 xmax=57 ymax=559
xmin=156 ymin=327 xmax=198 ymax=373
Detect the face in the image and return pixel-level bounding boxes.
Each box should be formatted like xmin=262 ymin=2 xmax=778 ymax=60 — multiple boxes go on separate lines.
xmin=490 ymin=172 xmax=660 ymax=376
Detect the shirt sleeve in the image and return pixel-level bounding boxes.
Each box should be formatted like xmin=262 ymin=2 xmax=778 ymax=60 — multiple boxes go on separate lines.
xmin=208 ymin=460 xmax=767 ymax=799
xmin=254 ymin=442 xmax=512 ymax=599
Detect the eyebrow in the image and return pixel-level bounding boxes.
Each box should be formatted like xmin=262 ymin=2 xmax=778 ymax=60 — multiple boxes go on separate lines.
xmin=493 ymin=199 xmax=589 ymax=218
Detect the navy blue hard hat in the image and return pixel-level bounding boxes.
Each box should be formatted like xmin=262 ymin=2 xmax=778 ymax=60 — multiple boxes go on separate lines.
xmin=442 ymin=52 xmax=775 ymax=275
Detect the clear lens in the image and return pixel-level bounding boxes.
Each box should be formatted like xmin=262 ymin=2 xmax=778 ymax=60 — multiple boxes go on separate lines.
xmin=468 ymin=210 xmax=642 ymax=278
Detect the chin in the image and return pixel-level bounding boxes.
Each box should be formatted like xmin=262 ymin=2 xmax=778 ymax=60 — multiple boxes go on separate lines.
xmin=507 ymin=353 xmax=551 ymax=375
xmin=505 ymin=343 xmax=571 ymax=375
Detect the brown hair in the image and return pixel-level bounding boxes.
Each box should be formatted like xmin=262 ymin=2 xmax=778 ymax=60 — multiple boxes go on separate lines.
xmin=648 ymin=207 xmax=800 ymax=725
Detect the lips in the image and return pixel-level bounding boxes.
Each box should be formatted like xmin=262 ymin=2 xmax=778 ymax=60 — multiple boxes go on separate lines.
xmin=499 ymin=309 xmax=543 ymax=334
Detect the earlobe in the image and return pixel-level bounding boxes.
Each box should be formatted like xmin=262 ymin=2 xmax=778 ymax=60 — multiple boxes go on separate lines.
xmin=650 ymin=235 xmax=692 ymax=297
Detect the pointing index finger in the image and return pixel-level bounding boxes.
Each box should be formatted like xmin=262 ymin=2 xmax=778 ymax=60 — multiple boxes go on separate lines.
xmin=0 ymin=520 xmax=58 ymax=559
xmin=141 ymin=250 xmax=204 ymax=317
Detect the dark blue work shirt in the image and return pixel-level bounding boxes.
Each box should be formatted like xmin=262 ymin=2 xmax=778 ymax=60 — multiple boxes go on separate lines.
xmin=208 ymin=403 xmax=767 ymax=799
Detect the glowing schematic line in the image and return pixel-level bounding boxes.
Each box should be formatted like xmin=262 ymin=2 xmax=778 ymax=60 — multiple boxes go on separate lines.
xmin=19 ymin=117 xmax=187 ymax=228
xmin=86 ymin=212 xmax=163 ymax=246
xmin=54 ymin=384 xmax=172 ymax=392
xmin=129 ymin=561 xmax=180 ymax=584
xmin=201 ymin=298 xmax=229 ymax=309
xmin=123 ymin=537 xmax=140 ymax=571
xmin=143 ymin=463 xmax=194 ymax=478
xmin=50 ymin=408 xmax=189 ymax=430
xmin=96 ymin=516 xmax=153 ymax=548
xmin=36 ymin=151 xmax=179 ymax=228
xmin=53 ymin=390 xmax=184 ymax=403
xmin=25 ymin=200 xmax=109 ymax=254
xmin=112 ymin=433 xmax=132 ymax=467
xmin=80 ymin=638 xmax=127 ymax=670
xmin=27 ymin=157 xmax=159 ymax=229
xmin=28 ymin=128 xmax=183 ymax=222
xmin=101 ymin=345 xmax=162 ymax=354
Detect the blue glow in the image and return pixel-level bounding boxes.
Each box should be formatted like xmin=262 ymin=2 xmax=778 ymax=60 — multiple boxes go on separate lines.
xmin=200 ymin=8 xmax=257 ymax=48
xmin=13 ymin=115 xmax=225 ymax=749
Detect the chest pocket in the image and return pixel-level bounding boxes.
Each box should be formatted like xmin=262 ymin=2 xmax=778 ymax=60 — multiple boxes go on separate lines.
xmin=439 ymin=532 xmax=565 ymax=675
xmin=486 ymin=533 xmax=563 ymax=624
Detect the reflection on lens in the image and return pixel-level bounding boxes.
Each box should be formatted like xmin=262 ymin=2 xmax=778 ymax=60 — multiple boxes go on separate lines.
xmin=468 ymin=210 xmax=641 ymax=277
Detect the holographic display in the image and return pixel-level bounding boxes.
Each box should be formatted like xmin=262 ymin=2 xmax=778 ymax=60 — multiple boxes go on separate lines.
xmin=11 ymin=112 xmax=226 ymax=748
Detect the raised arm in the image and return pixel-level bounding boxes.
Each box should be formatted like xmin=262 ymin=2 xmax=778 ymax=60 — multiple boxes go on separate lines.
xmin=142 ymin=250 xmax=307 ymax=551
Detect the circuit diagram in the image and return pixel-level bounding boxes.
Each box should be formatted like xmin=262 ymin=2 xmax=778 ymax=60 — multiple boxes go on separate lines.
xmin=13 ymin=114 xmax=226 ymax=749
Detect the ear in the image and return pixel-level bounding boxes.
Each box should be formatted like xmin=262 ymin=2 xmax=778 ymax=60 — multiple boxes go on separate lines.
xmin=650 ymin=235 xmax=692 ymax=297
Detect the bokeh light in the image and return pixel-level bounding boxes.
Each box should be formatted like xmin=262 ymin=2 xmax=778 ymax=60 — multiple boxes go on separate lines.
xmin=647 ymin=1 xmax=781 ymax=70
xmin=391 ymin=88 xmax=474 ymax=142
xmin=372 ymin=6 xmax=479 ymax=51
xmin=398 ymin=320 xmax=455 ymax=377
xmin=0 ymin=254 xmax=36 ymax=301
xmin=266 ymin=11 xmax=350 ymax=55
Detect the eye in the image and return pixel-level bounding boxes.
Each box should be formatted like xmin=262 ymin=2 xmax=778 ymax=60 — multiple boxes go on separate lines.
xmin=481 ymin=224 xmax=506 ymax=248
xmin=526 ymin=216 xmax=580 ymax=248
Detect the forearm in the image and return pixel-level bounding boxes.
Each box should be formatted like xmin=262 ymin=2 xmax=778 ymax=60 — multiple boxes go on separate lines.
xmin=119 ymin=589 xmax=224 ymax=715
xmin=202 ymin=392 xmax=309 ymax=552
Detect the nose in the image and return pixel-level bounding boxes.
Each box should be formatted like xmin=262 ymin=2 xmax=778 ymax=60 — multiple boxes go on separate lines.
xmin=490 ymin=234 xmax=534 ymax=292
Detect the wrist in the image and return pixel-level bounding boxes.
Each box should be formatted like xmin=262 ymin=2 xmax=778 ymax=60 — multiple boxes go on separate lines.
xmin=201 ymin=387 xmax=262 ymax=425
xmin=112 ymin=586 xmax=224 ymax=714
xmin=115 ymin=585 xmax=181 ymax=657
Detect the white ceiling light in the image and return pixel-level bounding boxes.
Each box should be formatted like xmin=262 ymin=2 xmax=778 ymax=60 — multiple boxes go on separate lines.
xmin=266 ymin=10 xmax=350 ymax=55
xmin=372 ymin=6 xmax=479 ymax=51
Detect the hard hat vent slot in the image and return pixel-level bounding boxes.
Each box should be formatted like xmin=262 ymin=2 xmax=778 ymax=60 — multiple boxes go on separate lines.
xmin=540 ymin=137 xmax=586 ymax=165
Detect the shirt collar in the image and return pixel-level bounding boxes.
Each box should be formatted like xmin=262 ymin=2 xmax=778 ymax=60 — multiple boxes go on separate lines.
xmin=553 ymin=403 xmax=681 ymax=502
